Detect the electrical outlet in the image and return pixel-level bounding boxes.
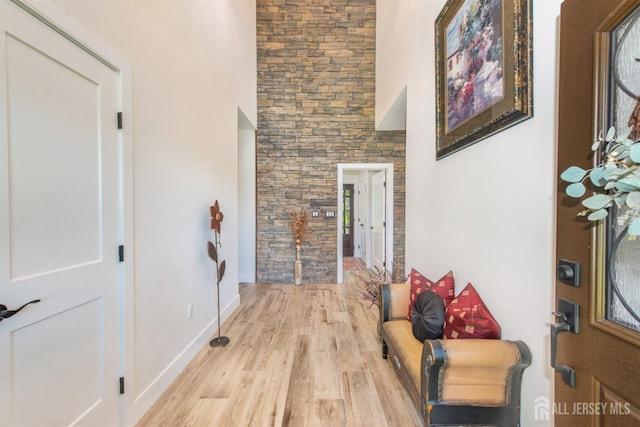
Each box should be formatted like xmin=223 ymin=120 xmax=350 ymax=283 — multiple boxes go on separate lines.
xmin=187 ymin=303 xmax=193 ymax=319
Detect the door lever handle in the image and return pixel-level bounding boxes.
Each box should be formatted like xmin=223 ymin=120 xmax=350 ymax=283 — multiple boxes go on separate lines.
xmin=550 ymin=310 xmax=577 ymax=388
xmin=0 ymin=299 xmax=41 ymax=321
xmin=552 ymin=311 xmax=568 ymax=323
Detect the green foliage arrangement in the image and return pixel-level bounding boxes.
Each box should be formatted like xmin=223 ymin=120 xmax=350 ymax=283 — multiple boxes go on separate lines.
xmin=560 ymin=126 xmax=640 ymax=236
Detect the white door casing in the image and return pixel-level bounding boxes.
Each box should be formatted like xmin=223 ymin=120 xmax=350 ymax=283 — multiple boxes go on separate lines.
xmin=0 ymin=2 xmax=123 ymax=425
xmin=336 ymin=164 xmax=393 ymax=283
xmin=371 ymin=170 xmax=386 ymax=272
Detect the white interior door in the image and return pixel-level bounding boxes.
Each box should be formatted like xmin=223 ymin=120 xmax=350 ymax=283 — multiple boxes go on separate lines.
xmin=356 ymin=177 xmax=367 ymax=260
xmin=371 ymin=170 xmax=386 ymax=272
xmin=0 ymin=3 xmax=122 ymax=426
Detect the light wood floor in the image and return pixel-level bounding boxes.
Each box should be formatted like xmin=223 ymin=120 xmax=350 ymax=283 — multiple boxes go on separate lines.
xmin=136 ymin=274 xmax=422 ymax=426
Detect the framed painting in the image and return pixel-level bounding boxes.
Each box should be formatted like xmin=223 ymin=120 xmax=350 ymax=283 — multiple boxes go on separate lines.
xmin=435 ymin=0 xmax=532 ymax=159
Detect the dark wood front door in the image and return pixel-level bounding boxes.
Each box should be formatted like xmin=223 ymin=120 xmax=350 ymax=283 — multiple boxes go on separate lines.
xmin=342 ymin=184 xmax=354 ymax=257
xmin=555 ymin=0 xmax=640 ymax=425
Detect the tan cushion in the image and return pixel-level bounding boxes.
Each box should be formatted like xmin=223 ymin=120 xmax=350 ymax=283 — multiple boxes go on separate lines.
xmin=382 ymin=320 xmax=422 ymax=390
xmin=385 ymin=283 xmax=411 ymax=320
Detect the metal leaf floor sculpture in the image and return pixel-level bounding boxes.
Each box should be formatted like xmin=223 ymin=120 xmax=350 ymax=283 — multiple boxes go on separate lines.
xmin=208 ymin=200 xmax=229 ymax=347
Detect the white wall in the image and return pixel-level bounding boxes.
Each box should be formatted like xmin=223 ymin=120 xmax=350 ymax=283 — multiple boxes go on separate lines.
xmin=375 ymin=1 xmax=410 ymax=130
xmin=378 ymin=0 xmax=562 ymax=425
xmin=32 ymin=0 xmax=257 ymax=423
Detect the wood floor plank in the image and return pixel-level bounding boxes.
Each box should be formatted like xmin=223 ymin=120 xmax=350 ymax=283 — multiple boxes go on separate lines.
xmin=315 ymin=398 xmax=346 ymax=426
xmin=342 ymin=370 xmax=386 ymax=427
xmin=282 ymin=334 xmax=313 ymax=426
xmin=362 ymin=350 xmax=423 ymax=426
xmin=136 ymin=276 xmax=422 ymax=427
xmin=182 ymin=398 xmax=228 ymax=427
xmin=312 ymin=333 xmax=342 ymax=400
xmin=247 ymin=350 xmax=293 ymax=426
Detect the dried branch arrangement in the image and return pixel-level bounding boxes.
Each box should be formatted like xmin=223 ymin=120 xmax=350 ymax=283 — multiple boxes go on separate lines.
xmin=355 ymin=263 xmax=406 ymax=307
xmin=356 ymin=270 xmax=382 ymax=307
xmin=288 ymin=208 xmax=309 ymax=247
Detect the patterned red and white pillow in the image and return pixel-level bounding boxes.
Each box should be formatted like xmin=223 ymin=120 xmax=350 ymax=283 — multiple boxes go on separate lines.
xmin=407 ymin=268 xmax=455 ymax=321
xmin=442 ymin=283 xmax=501 ymax=339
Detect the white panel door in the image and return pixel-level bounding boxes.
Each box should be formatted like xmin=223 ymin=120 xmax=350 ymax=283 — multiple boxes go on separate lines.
xmin=0 ymin=3 xmax=122 ymax=426
xmin=371 ymin=171 xmax=386 ymax=272
xmin=356 ymin=177 xmax=367 ymax=261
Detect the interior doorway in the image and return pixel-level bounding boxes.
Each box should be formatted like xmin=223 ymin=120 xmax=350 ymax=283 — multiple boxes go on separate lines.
xmin=342 ymin=184 xmax=355 ymax=257
xmin=337 ymin=163 xmax=394 ymax=283
xmin=238 ymin=110 xmax=256 ymax=283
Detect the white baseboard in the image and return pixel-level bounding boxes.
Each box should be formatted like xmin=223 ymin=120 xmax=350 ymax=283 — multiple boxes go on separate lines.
xmin=126 ymin=293 xmax=241 ymax=426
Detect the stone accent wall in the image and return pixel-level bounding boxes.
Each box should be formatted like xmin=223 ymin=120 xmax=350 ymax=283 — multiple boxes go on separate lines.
xmin=256 ymin=0 xmax=405 ymax=283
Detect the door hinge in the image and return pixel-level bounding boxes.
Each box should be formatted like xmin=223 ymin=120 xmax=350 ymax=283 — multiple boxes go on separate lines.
xmin=383 ymin=181 xmax=387 ymax=188
xmin=119 ymin=245 xmax=124 ymax=262
xmin=117 ymin=112 xmax=123 ymax=130
xmin=119 ymin=377 xmax=125 ymax=394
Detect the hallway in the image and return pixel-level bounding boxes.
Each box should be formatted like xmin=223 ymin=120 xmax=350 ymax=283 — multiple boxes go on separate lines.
xmin=136 ymin=280 xmax=421 ymax=426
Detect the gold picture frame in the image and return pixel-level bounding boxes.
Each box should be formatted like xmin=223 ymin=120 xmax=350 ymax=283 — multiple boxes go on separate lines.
xmin=435 ymin=0 xmax=533 ymax=159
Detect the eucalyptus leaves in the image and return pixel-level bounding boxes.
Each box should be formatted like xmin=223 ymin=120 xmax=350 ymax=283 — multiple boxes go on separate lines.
xmin=561 ymin=127 xmax=640 ymax=236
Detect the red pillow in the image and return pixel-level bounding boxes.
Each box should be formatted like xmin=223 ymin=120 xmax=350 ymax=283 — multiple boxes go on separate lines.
xmin=443 ymin=283 xmax=501 ymax=339
xmin=407 ymin=269 xmax=455 ymax=321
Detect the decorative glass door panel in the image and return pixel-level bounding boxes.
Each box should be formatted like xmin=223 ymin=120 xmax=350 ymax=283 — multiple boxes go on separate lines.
xmin=596 ymin=4 xmax=640 ymax=334
xmin=343 ymin=184 xmax=354 ymax=257
xmin=344 ymin=187 xmax=351 ymax=235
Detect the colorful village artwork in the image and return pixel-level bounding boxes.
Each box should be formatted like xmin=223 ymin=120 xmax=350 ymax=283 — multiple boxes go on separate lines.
xmin=446 ymin=0 xmax=504 ymax=132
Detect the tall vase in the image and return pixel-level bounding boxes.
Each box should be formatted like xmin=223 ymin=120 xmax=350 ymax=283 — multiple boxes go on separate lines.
xmin=294 ymin=245 xmax=302 ymax=285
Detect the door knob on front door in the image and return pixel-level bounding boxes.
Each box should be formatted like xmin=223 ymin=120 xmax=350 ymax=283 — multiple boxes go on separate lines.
xmin=0 ymin=299 xmax=41 ymax=321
